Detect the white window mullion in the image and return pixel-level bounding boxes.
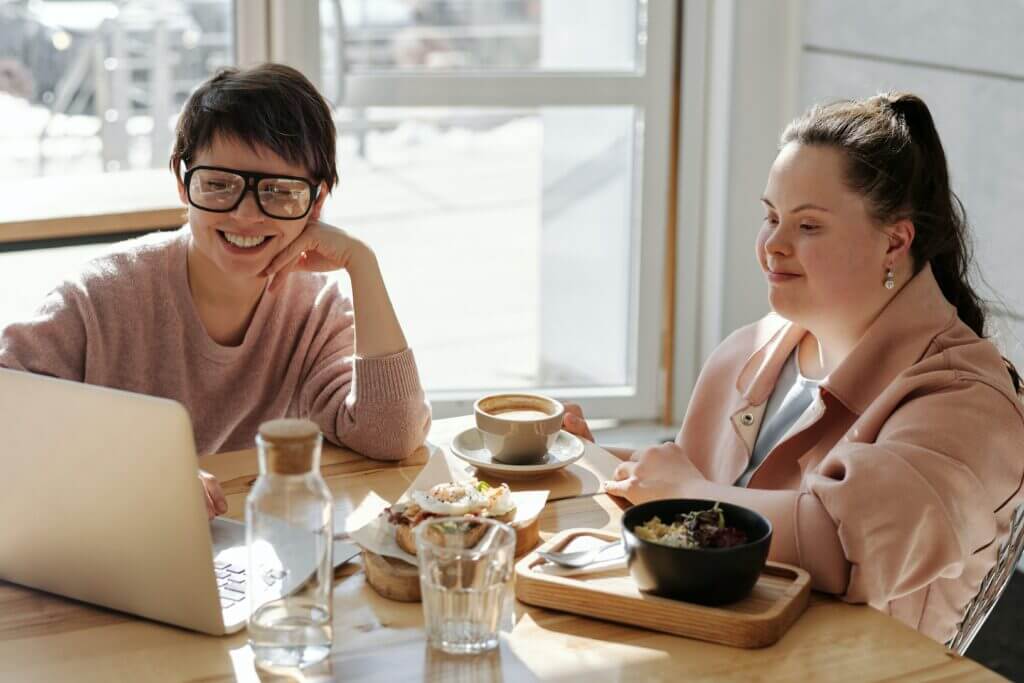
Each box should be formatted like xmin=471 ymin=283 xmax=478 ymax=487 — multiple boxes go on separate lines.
xmin=234 ymin=0 xmax=271 ymax=66
xmin=268 ymin=0 xmax=323 ymax=90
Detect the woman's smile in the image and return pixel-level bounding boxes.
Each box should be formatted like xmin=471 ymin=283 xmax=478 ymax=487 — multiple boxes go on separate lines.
xmin=216 ymin=229 xmax=276 ymax=256
xmin=765 ymin=262 xmax=803 ymax=284
xmin=766 ymin=269 xmax=802 ymax=284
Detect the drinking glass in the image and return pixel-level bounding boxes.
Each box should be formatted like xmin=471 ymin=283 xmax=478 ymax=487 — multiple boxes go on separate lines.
xmin=416 ymin=516 xmax=516 ymax=655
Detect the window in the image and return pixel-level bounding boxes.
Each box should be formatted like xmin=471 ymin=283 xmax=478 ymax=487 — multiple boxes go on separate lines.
xmin=0 ymin=0 xmax=678 ymax=422
xmin=308 ymin=0 xmax=677 ymax=418
xmin=0 ymin=0 xmax=233 ymax=178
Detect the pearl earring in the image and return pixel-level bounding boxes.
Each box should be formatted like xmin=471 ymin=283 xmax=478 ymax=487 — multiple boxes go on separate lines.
xmin=884 ymin=266 xmax=895 ymax=290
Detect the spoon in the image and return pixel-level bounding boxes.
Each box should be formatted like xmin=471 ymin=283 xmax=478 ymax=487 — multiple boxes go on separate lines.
xmin=537 ymin=539 xmax=623 ymax=568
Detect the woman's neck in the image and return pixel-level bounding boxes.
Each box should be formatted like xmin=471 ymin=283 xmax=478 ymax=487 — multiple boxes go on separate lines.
xmin=185 ymin=240 xmax=267 ymax=346
xmin=798 ymin=330 xmax=859 ymax=380
xmin=802 ymin=281 xmax=909 ymax=379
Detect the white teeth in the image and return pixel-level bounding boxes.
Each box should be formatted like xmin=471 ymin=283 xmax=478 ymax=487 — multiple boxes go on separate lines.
xmin=223 ymin=232 xmax=267 ymax=249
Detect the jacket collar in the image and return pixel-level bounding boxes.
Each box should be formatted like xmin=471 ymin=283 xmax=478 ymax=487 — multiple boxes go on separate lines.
xmin=737 ymin=264 xmax=957 ymax=414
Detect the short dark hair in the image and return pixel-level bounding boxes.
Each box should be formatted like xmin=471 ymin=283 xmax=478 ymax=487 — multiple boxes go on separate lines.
xmin=170 ymin=63 xmax=338 ymax=191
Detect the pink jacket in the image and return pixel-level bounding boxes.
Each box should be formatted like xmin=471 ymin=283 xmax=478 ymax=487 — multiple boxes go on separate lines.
xmin=677 ymin=264 xmax=1024 ymax=642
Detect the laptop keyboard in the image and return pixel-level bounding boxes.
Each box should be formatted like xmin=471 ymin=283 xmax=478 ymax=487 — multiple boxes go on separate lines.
xmin=214 ymin=560 xmax=247 ymax=609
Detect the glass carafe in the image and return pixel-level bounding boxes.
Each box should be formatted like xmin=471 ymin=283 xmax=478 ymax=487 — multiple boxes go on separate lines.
xmin=246 ymin=418 xmax=333 ymax=669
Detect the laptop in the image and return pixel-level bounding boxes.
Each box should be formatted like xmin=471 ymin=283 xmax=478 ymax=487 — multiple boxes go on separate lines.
xmin=0 ymin=368 xmax=360 ymax=635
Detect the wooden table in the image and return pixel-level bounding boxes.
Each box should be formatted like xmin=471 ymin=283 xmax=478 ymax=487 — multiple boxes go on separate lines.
xmin=0 ymin=417 xmax=1005 ymax=682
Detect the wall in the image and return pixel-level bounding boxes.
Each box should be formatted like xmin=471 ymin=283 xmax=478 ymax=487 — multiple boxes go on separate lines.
xmin=798 ymin=0 xmax=1024 ymax=373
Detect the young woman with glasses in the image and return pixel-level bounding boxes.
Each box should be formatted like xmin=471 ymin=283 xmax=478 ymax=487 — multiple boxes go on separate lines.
xmin=0 ymin=64 xmax=431 ymax=519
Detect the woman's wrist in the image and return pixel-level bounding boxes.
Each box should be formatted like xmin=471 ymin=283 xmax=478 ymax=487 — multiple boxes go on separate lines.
xmin=345 ymin=240 xmax=408 ymax=357
xmin=343 ymin=238 xmax=376 ymax=276
xmin=677 ymin=470 xmax=710 ymax=499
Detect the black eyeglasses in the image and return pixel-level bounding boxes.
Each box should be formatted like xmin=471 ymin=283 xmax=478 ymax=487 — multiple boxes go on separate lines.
xmin=183 ymin=165 xmax=319 ymax=220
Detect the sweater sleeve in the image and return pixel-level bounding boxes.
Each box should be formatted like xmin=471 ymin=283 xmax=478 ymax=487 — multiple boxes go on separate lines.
xmin=805 ymin=380 xmax=1024 ymax=605
xmin=296 ymin=288 xmax=431 ymax=461
xmin=0 ymin=281 xmax=91 ymax=380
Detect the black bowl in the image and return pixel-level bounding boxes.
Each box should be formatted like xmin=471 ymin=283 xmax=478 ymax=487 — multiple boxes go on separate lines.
xmin=621 ymin=498 xmax=772 ymax=606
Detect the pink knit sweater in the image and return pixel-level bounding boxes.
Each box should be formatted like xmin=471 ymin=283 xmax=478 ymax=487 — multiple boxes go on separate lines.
xmin=0 ymin=228 xmax=431 ymax=459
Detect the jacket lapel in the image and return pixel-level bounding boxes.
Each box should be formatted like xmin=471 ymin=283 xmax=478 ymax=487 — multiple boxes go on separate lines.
xmin=721 ymin=318 xmax=805 ymax=483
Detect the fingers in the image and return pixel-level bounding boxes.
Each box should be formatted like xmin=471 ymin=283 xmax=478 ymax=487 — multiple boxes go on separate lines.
xmin=602 ymin=477 xmax=635 ymax=499
xmin=563 ymin=414 xmax=593 ymax=441
xmin=561 ymin=403 xmax=594 ymax=442
xmin=563 ymin=402 xmax=585 ymax=419
xmin=613 ymin=461 xmax=637 ymax=481
xmin=202 ymin=485 xmax=216 ymax=520
xmin=262 ymin=232 xmax=313 ymax=278
xmin=208 ymin=480 xmax=228 ymax=516
xmin=267 ymin=249 xmax=307 ymax=282
xmin=261 ymin=242 xmax=298 ymax=279
xmin=269 ymin=249 xmax=319 ymax=292
xmin=564 ymin=413 xmax=585 ymax=429
xmin=199 ymin=470 xmax=228 ymax=517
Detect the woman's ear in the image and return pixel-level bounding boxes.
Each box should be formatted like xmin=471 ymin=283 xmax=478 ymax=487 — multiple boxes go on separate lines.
xmin=309 ymin=182 xmax=329 ymax=221
xmin=886 ymin=218 xmax=915 ymax=263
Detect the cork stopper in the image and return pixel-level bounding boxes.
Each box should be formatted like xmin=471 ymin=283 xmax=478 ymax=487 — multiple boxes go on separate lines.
xmin=257 ymin=418 xmax=322 ymax=475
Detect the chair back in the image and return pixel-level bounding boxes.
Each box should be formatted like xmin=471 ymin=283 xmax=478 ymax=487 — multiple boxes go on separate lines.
xmin=946 ymin=503 xmax=1024 ymax=655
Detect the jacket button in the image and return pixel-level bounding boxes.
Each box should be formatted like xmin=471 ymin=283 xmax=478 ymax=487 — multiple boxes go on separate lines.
xmin=740 ymin=413 xmax=755 ymax=426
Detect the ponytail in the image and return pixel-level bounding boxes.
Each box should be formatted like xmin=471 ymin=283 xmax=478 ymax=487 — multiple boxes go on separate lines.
xmin=886 ymin=97 xmax=984 ymax=334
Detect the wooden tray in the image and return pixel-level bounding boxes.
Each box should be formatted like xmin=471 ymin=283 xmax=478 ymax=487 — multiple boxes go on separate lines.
xmin=515 ymin=528 xmax=811 ymax=648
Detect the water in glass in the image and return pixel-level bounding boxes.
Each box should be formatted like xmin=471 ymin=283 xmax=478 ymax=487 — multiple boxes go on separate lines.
xmin=416 ymin=517 xmax=516 ymax=655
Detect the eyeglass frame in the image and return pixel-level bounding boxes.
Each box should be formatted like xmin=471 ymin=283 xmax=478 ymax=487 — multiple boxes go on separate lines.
xmin=182 ymin=165 xmax=321 ymax=220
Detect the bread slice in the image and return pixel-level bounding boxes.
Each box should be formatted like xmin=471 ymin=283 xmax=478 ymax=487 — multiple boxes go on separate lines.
xmin=400 ymin=515 xmax=508 ymax=554
xmin=488 ymin=508 xmax=516 ymax=524
xmin=395 ymin=523 xmax=418 ymax=556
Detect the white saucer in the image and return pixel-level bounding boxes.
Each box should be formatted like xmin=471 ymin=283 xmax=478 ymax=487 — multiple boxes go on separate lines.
xmin=450 ymin=428 xmax=585 ymax=480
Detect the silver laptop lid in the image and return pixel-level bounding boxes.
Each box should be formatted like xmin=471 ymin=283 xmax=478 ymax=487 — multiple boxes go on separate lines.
xmin=0 ymin=368 xmax=226 ymax=635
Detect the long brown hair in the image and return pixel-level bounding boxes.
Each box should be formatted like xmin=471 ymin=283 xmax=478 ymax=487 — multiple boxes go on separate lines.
xmin=781 ymin=92 xmax=1021 ymax=395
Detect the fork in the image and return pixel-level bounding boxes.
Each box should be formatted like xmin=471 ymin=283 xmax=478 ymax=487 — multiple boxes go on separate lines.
xmin=537 ymin=539 xmax=624 ymax=568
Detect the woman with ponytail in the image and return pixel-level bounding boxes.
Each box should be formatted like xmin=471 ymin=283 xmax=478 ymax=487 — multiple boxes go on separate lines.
xmin=564 ymin=92 xmax=1024 ymax=643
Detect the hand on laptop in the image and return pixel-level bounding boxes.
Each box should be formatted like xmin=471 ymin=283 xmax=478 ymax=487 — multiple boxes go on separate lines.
xmin=199 ymin=469 xmax=228 ymax=519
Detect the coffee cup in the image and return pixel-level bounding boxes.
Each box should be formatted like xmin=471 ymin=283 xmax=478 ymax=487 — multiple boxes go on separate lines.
xmin=473 ymin=393 xmax=565 ymax=465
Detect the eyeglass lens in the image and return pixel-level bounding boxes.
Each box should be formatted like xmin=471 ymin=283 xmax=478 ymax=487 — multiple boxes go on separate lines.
xmin=188 ymin=168 xmax=312 ymax=218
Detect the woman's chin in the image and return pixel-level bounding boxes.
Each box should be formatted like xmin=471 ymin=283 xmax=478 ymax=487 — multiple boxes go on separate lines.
xmin=767 ymin=293 xmax=804 ymax=323
xmin=212 ymin=254 xmax=268 ymax=280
